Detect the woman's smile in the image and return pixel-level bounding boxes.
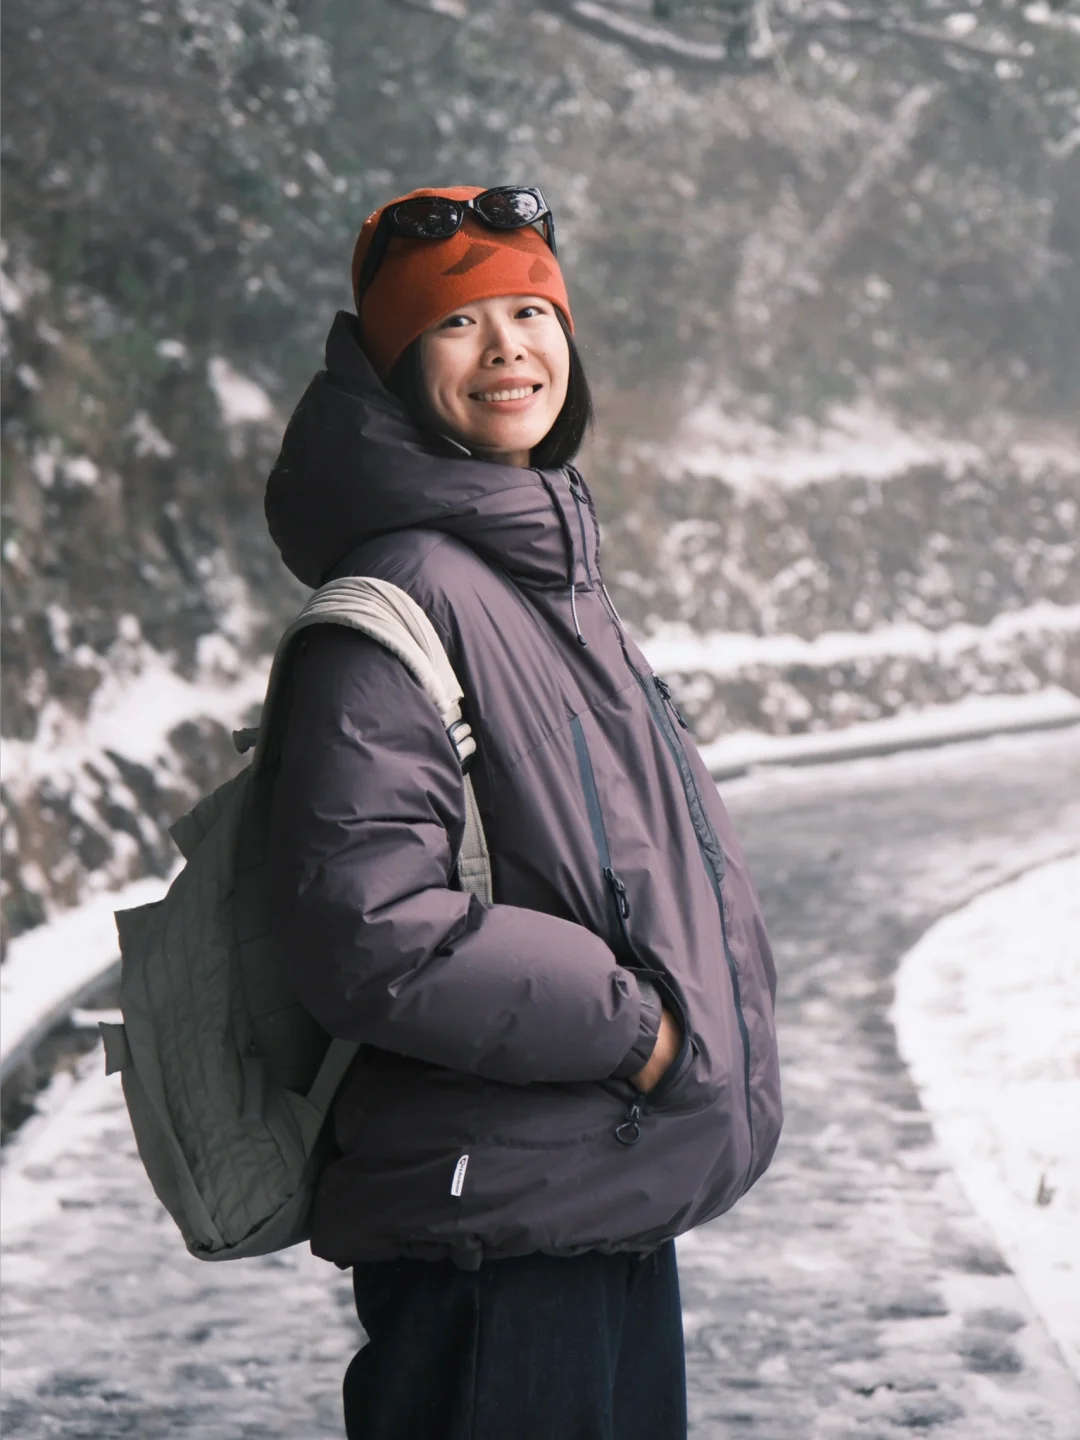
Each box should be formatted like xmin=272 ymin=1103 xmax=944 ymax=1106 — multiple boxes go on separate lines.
xmin=469 ymin=380 xmax=543 ymax=406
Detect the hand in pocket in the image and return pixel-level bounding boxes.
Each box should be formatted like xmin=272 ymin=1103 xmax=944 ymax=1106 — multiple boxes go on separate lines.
xmin=630 ymin=1007 xmax=682 ymax=1094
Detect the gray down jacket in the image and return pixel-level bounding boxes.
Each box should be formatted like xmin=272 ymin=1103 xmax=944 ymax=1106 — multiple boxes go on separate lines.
xmin=264 ymin=311 xmax=782 ymax=1269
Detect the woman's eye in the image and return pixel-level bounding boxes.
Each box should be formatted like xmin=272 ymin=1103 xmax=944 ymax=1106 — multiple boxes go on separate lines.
xmin=517 ymin=305 xmax=543 ymax=319
xmin=441 ymin=314 xmax=472 ymax=329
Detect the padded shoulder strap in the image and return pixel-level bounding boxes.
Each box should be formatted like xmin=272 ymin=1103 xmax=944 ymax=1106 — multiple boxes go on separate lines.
xmin=255 ymin=577 xmax=472 ymax=767
xmin=459 ymin=771 xmax=491 ymax=905
xmin=256 ymin=576 xmax=492 ymax=906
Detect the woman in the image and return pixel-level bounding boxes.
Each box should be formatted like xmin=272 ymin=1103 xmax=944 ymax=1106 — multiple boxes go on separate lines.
xmin=265 ymin=185 xmax=782 ymax=1440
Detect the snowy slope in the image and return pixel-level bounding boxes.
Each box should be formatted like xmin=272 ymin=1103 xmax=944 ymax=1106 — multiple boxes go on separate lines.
xmin=1 ymin=612 xmax=270 ymax=941
xmin=893 ymin=855 xmax=1080 ymax=1383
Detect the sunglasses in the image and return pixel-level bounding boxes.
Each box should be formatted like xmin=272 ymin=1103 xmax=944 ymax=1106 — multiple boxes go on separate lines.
xmin=355 ymin=186 xmax=557 ymax=308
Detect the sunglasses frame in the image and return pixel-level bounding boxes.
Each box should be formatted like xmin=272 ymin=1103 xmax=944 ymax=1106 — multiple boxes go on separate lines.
xmin=355 ymin=186 xmax=558 ymax=310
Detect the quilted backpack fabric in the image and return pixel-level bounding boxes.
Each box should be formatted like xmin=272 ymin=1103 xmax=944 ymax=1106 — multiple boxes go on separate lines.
xmin=100 ymin=577 xmax=491 ymax=1261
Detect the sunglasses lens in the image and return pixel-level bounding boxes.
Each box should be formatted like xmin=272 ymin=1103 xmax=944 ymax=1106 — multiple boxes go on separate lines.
xmin=393 ymin=198 xmax=462 ymax=239
xmin=475 ymin=189 xmax=542 ymax=228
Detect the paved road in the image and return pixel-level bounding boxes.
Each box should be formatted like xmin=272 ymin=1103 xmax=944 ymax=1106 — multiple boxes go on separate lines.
xmin=3 ymin=728 xmax=1079 ymax=1438
xmin=679 ymin=728 xmax=1080 ymax=1439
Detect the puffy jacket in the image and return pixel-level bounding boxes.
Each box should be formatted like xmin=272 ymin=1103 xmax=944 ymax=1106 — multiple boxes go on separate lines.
xmin=264 ymin=311 xmax=782 ymax=1269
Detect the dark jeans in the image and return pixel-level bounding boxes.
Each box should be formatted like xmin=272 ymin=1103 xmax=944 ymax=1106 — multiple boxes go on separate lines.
xmin=343 ymin=1242 xmax=687 ymax=1440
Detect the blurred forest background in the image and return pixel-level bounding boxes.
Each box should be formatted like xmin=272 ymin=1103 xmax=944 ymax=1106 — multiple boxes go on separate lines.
xmin=2 ymin=0 xmax=1079 ymax=945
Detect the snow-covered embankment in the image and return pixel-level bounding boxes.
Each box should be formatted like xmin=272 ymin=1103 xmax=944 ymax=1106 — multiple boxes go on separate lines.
xmin=892 ymin=855 xmax=1080 ymax=1383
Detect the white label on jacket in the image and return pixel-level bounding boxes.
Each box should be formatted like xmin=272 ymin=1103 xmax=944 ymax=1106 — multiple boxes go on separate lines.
xmin=451 ymin=1154 xmax=469 ymax=1197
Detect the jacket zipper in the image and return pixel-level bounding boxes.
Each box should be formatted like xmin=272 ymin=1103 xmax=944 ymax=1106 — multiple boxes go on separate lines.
xmin=635 ymin=662 xmax=755 ymax=1185
xmin=562 ymin=477 xmax=752 ymax=1180
xmin=653 ymin=675 xmax=689 ymax=729
xmin=570 ymin=715 xmax=634 ymax=962
xmin=590 ymin=577 xmax=756 ymax=1187
xmin=570 ymin=714 xmax=693 ymax=1145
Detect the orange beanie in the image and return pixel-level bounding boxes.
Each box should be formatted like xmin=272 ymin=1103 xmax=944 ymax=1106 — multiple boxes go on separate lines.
xmin=351 ymin=185 xmax=574 ymax=379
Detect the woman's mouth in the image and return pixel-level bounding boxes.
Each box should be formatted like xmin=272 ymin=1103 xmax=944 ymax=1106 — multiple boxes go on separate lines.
xmin=470 ymin=384 xmax=542 ymax=404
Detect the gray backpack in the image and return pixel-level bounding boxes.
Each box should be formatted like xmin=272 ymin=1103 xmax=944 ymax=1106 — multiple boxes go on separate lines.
xmin=101 ymin=577 xmax=491 ymax=1261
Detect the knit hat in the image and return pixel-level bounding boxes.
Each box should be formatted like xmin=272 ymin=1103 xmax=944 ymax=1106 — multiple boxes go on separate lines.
xmin=351 ymin=185 xmax=574 ymax=379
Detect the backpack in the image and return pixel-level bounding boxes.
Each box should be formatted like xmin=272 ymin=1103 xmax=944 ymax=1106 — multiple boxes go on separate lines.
xmin=99 ymin=577 xmax=492 ymax=1261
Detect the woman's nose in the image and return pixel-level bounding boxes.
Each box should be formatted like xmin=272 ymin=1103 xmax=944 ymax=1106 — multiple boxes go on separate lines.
xmin=484 ymin=326 xmax=526 ymax=364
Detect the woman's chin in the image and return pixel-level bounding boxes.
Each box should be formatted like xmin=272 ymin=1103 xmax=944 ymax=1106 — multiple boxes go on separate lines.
xmin=464 ymin=426 xmax=549 ymax=460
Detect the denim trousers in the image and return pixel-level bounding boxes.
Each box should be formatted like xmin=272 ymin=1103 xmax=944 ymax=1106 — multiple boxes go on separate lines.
xmin=343 ymin=1241 xmax=687 ymax=1440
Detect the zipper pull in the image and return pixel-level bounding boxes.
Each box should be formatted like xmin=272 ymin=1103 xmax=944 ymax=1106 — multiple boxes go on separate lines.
xmin=615 ymin=1095 xmax=644 ymax=1146
xmin=603 ymin=867 xmax=630 ymax=919
xmin=568 ymin=582 xmax=588 ymax=647
xmin=653 ymin=675 xmax=689 ymax=729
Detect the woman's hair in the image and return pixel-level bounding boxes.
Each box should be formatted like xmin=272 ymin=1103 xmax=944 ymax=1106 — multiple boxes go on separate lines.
xmin=385 ymin=310 xmax=593 ymax=470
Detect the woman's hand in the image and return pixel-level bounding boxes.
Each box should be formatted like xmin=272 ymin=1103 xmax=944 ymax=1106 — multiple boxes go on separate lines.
xmin=630 ymin=1007 xmax=682 ymax=1094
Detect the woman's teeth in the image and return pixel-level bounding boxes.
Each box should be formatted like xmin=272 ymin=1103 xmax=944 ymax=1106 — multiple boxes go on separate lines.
xmin=473 ymin=386 xmax=538 ymax=402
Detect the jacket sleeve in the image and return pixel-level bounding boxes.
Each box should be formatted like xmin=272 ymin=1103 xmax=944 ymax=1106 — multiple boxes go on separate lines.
xmin=266 ymin=625 xmax=661 ymax=1086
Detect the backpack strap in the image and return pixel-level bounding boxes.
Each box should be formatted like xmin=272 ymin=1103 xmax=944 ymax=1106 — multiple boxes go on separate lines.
xmin=255 ymin=576 xmax=476 ymax=768
xmin=251 ymin=576 xmax=493 ymax=904
xmin=459 ymin=769 xmax=492 ymax=905
xmin=305 ymin=1036 xmax=362 ymax=1122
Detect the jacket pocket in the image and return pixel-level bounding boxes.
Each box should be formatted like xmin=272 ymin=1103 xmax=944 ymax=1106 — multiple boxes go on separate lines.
xmin=569 ymin=712 xmax=634 ymax=963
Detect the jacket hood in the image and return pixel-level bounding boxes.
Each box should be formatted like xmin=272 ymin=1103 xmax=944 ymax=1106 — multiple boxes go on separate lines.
xmin=265 ymin=311 xmax=583 ymax=590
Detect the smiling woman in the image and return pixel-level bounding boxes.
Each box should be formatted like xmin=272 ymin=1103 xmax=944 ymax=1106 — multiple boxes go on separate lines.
xmin=262 ymin=182 xmax=781 ymax=1440
xmin=353 ymin=183 xmax=592 ymax=468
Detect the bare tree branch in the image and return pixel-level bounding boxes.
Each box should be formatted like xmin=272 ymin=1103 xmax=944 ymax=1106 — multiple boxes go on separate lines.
xmin=733 ymin=83 xmax=941 ymax=357
xmin=790 ymin=14 xmax=1023 ymax=63
xmin=534 ymin=0 xmax=1023 ymax=72
xmin=788 ymin=82 xmax=940 ymax=292
xmin=538 ymin=0 xmax=771 ymax=71
xmin=391 ymin=0 xmax=467 ymax=19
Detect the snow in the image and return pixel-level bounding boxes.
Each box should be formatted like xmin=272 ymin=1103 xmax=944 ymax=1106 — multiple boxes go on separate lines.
xmin=698 ymin=687 xmax=1080 ymax=776
xmin=127 ymin=409 xmax=175 ymax=458
xmin=0 ymin=872 xmax=175 ymax=1080
xmin=207 ymin=356 xmax=276 ymax=428
xmin=0 ymin=267 xmax=25 ymax=316
xmin=655 ymin=399 xmax=992 ymax=495
xmin=1 ymin=574 xmax=269 ymax=930
xmin=1 ymin=1048 xmax=135 ymax=1228
xmin=641 ymin=600 xmax=1080 ymax=677
xmin=62 ymin=455 xmax=99 ymax=487
xmin=0 ymin=1043 xmax=360 ymax=1437
xmin=625 ymin=397 xmax=1080 ymax=499
xmin=1 ymin=652 xmax=267 ymax=788
xmin=0 ymin=242 xmax=49 ymax=321
xmin=0 ymin=613 xmax=269 ymax=795
xmin=945 ymin=13 xmax=979 ymax=37
xmin=892 ymin=855 xmax=1080 ymax=1384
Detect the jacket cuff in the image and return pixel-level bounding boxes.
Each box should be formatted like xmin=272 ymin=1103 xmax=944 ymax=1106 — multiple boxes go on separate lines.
xmin=611 ymin=975 xmax=663 ymax=1080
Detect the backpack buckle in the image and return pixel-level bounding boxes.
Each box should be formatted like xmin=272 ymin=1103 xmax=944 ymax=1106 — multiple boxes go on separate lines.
xmin=447 ymin=718 xmax=476 ymax=774
xmin=232 ymin=726 xmax=260 ymax=755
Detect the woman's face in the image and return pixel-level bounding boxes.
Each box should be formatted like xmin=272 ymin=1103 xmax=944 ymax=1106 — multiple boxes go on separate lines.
xmin=418 ymin=295 xmax=570 ymax=467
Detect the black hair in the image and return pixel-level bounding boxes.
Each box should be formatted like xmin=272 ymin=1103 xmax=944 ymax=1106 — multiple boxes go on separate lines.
xmin=384 ymin=309 xmax=593 ymax=471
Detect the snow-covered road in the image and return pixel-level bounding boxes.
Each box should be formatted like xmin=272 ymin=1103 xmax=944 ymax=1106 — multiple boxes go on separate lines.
xmin=2 ymin=727 xmax=1079 ymax=1438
